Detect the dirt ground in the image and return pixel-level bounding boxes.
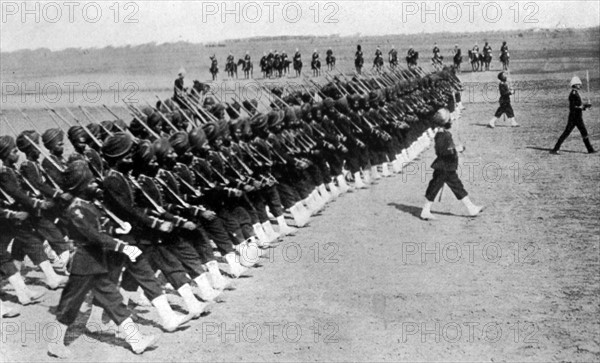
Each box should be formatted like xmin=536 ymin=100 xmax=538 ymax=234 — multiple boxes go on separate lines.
xmin=2 ymin=30 xmax=600 ymax=362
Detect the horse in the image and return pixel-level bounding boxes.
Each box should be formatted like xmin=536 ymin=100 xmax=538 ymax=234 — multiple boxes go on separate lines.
xmin=209 ymin=59 xmax=219 ymax=80
xmin=281 ymin=59 xmax=291 ymax=75
xmin=311 ymin=58 xmax=321 ymax=77
xmin=482 ymin=52 xmax=492 ymax=71
xmin=468 ymin=50 xmax=482 ymax=72
xmin=326 ymin=54 xmax=336 ymax=71
xmin=500 ymin=52 xmax=510 ymax=71
xmin=293 ymin=58 xmax=302 ymax=77
xmin=406 ymin=51 xmax=419 ymax=68
xmin=225 ymin=60 xmax=237 ymax=79
xmin=431 ymin=54 xmax=444 ymax=71
xmin=373 ymin=55 xmax=384 ymax=73
xmin=355 ymin=55 xmax=364 ymax=74
xmin=453 ymin=51 xmax=462 ymax=72
xmin=237 ymin=59 xmax=253 ymax=79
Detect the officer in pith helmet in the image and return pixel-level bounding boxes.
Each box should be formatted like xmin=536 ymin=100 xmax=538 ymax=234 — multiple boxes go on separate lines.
xmin=421 ymin=108 xmax=484 ymax=220
xmin=551 ymin=76 xmax=596 ymax=154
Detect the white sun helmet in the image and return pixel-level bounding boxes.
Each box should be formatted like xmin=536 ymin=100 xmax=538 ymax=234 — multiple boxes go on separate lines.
xmin=570 ymin=76 xmax=582 ymax=87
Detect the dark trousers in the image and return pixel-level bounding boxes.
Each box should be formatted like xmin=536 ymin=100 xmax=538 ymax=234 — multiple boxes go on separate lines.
xmin=494 ymin=102 xmax=514 ymax=118
xmin=116 ymin=249 xmax=163 ymax=301
xmin=11 ymin=227 xmax=48 ymax=265
xmin=248 ymin=186 xmax=284 ymax=222
xmin=425 ymin=169 xmax=468 ymax=202
xmin=553 ymin=115 xmax=594 ymax=152
xmin=202 ymin=216 xmax=236 ymax=254
xmin=57 ymin=272 xmax=130 ymax=326
xmin=277 ymin=181 xmax=301 ymax=209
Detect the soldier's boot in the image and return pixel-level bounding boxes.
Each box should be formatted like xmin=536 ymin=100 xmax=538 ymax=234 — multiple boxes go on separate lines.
xmin=290 ymin=203 xmax=310 ymax=227
xmin=488 ymin=117 xmax=498 ymax=128
xmin=584 ymin=137 xmax=596 ymax=153
xmin=276 ymin=215 xmax=297 ymax=236
xmin=318 ymin=184 xmax=331 ymax=203
xmin=38 ymin=260 xmax=68 ymax=290
xmin=328 ymin=182 xmax=340 ymax=199
xmin=262 ymin=221 xmax=281 ymax=242
xmin=420 ymin=201 xmax=437 ymax=221
xmin=152 ymin=295 xmax=191 ymax=332
xmin=371 ymin=165 xmax=381 ymax=180
xmin=235 ymin=240 xmax=261 ymax=267
xmin=337 ymin=174 xmax=352 ymax=193
xmin=47 ymin=322 xmax=73 ymax=359
xmin=353 ymin=172 xmax=367 ymax=189
xmin=381 ymin=163 xmax=392 ymax=177
xmin=7 ymin=272 xmax=45 ymax=305
xmin=177 ymin=283 xmax=206 ymax=318
xmin=225 ymin=252 xmax=246 ymax=277
xmin=252 ymin=223 xmax=271 ymax=247
xmin=206 ymin=260 xmax=230 ymax=290
xmin=363 ymin=168 xmax=373 ymax=184
xmin=315 ymin=189 xmax=327 ymax=209
xmin=1 ymin=299 xmax=20 ymax=318
xmin=509 ymin=117 xmax=520 ymax=127
xmin=192 ymin=273 xmax=221 ymax=302
xmin=296 ymin=201 xmax=313 ymax=222
xmin=86 ymin=305 xmax=117 ymax=334
xmin=461 ymin=196 xmax=484 ymax=216
xmin=392 ymin=159 xmax=402 ymax=173
xmin=119 ymin=317 xmax=159 ymax=354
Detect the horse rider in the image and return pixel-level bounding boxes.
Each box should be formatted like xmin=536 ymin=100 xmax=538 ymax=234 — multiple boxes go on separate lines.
xmin=483 ymin=42 xmax=492 ymax=57
xmin=312 ymin=49 xmax=319 ymax=62
xmin=407 ymin=46 xmax=416 ymax=58
xmin=472 ymin=42 xmax=479 ymax=55
xmin=500 ymin=41 xmax=509 ymax=56
xmin=388 ymin=46 xmax=398 ymax=65
xmin=244 ymin=51 xmax=251 ymax=63
xmin=432 ymin=42 xmax=440 ymax=58
xmin=294 ymin=48 xmax=301 ymax=63
xmin=174 ymin=68 xmax=186 ymax=100
xmin=326 ymin=48 xmax=333 ymax=59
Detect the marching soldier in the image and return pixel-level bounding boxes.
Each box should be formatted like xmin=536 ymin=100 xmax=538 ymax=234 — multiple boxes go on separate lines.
xmin=0 ymin=136 xmax=68 ymax=290
xmin=551 ymin=76 xmax=596 ymax=154
xmin=488 ymin=71 xmax=519 ymax=128
xmin=47 ymin=160 xmax=158 ymax=358
xmin=421 ymin=109 xmax=484 ymax=220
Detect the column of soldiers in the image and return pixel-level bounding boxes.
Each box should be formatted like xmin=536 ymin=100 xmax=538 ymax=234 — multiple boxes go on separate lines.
xmin=0 ymin=65 xmax=464 ymax=358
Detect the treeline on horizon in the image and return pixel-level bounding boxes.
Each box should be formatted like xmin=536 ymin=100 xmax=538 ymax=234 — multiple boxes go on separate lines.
xmin=2 ymin=26 xmax=598 ymax=55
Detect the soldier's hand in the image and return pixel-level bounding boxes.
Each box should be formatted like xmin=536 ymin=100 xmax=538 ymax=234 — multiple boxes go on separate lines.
xmin=40 ymin=200 xmax=55 ymax=210
xmin=201 ymin=210 xmax=217 ymax=221
xmin=243 ymin=184 xmax=255 ymax=193
xmin=182 ymin=221 xmax=197 ymax=231
xmin=59 ymin=193 xmax=74 ymax=202
xmin=583 ymin=103 xmax=592 ymax=110
xmin=122 ymin=245 xmax=143 ymax=262
xmin=11 ymin=211 xmax=29 ymax=221
xmin=158 ymin=221 xmax=174 ymax=233
xmin=456 ymin=144 xmax=466 ymax=153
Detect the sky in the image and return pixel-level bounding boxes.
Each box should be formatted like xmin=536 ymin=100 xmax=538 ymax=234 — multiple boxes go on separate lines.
xmin=1 ymin=0 xmax=599 ymax=52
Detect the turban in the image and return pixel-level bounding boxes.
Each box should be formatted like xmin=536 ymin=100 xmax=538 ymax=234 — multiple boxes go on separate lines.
xmin=189 ymin=127 xmax=208 ymax=151
xmin=42 ymin=128 xmax=64 ymax=151
xmin=101 ymin=132 xmax=133 ymax=159
xmin=16 ymin=130 xmax=40 ymax=154
xmin=0 ymin=136 xmax=16 ymax=159
xmin=169 ymin=131 xmax=191 ymax=155
xmin=63 ymin=160 xmax=94 ymax=192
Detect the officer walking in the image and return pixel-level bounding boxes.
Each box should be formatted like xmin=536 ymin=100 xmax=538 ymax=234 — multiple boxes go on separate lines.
xmin=551 ymin=76 xmax=596 ymax=154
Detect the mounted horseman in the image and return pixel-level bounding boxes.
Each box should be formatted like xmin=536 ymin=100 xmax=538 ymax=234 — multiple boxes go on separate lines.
xmin=431 ymin=42 xmax=444 ymax=70
xmin=406 ymin=46 xmax=418 ymax=68
xmin=373 ymin=46 xmax=384 ymax=72
xmin=500 ymin=41 xmax=510 ymax=71
xmin=452 ymin=44 xmax=462 ymax=72
xmin=355 ymin=44 xmax=364 ymax=74
xmin=225 ymin=52 xmax=237 ymax=79
xmin=209 ymin=54 xmax=219 ymax=80
xmin=293 ymin=48 xmax=302 ymax=77
xmin=482 ymin=41 xmax=492 ymax=71
xmin=388 ymin=46 xmax=398 ymax=68
xmin=311 ymin=49 xmax=321 ymax=77
xmin=326 ymin=48 xmax=336 ymax=71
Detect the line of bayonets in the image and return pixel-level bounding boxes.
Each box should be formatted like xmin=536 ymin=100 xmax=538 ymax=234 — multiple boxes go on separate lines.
xmin=0 ymin=65 xmax=456 ymax=232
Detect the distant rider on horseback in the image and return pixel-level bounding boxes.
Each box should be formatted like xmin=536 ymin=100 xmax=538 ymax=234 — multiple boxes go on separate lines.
xmin=355 ymin=44 xmax=364 ymax=74
xmin=388 ymin=46 xmax=398 ymax=66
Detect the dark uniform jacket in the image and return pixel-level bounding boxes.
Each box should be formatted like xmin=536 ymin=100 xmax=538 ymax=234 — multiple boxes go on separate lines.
xmin=431 ymin=130 xmax=459 ymax=171
xmin=65 ymin=198 xmax=123 ymax=275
